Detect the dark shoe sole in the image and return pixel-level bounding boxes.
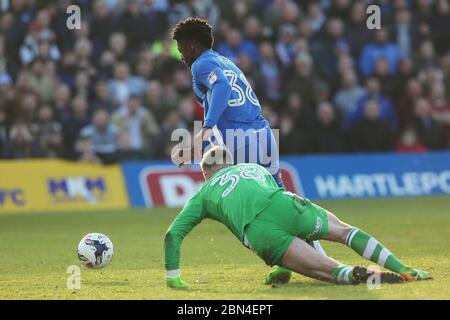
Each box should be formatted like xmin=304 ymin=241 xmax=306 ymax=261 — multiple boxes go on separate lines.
xmin=353 ymin=266 xmax=405 ymax=284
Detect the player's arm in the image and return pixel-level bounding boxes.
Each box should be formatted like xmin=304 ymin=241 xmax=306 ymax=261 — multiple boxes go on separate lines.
xmin=192 ymin=59 xmax=231 ymax=129
xmin=172 ymin=60 xmax=230 ymax=167
xmin=164 ymin=192 xmax=205 ymax=289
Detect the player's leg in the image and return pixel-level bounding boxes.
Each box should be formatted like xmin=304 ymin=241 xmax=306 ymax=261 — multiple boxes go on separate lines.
xmin=321 ymin=210 xmax=432 ymax=282
xmin=279 ymin=237 xmax=358 ymax=284
xmin=260 ymin=128 xmax=327 ymax=283
xmin=245 ymin=213 xmax=358 ymax=285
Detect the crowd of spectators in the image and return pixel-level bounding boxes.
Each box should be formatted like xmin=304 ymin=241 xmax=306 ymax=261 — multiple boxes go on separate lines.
xmin=1 ymin=0 xmax=450 ymax=163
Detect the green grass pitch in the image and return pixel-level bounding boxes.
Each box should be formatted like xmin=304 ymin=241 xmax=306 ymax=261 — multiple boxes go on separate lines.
xmin=0 ymin=197 xmax=449 ymax=300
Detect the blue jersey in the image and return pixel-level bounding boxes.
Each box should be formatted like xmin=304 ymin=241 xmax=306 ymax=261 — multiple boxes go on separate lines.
xmin=191 ymin=50 xmax=268 ymax=135
xmin=191 ymin=50 xmax=282 ymax=187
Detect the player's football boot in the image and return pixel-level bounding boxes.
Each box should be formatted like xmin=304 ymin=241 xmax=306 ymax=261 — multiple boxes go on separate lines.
xmin=399 ymin=268 xmax=433 ymax=282
xmin=265 ymin=267 xmax=292 ymax=285
xmin=166 ymin=276 xmax=189 ymax=289
xmin=352 ymin=266 xmax=405 ymax=284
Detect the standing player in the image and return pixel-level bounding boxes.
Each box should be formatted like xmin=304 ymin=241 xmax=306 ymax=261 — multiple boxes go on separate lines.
xmin=170 ymin=17 xmax=325 ymax=284
xmin=165 ymin=146 xmax=432 ymax=289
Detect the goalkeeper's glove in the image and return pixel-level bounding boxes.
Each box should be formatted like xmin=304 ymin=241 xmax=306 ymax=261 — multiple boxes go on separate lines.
xmin=166 ymin=276 xmax=189 ymax=289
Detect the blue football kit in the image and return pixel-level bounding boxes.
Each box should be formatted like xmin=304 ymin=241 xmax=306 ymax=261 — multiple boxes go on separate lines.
xmin=190 ymin=49 xmax=282 ymax=186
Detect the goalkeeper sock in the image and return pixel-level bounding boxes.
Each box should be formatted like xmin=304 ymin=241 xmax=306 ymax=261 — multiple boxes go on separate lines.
xmin=332 ymin=265 xmax=357 ymax=284
xmin=345 ymin=228 xmax=409 ymax=274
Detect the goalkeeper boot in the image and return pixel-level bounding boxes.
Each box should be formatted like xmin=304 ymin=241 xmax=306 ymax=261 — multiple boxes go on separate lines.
xmin=265 ymin=267 xmax=292 ymax=285
xmin=352 ymin=266 xmax=405 ymax=284
xmin=166 ymin=276 xmax=189 ymax=289
xmin=400 ymin=267 xmax=433 ymax=282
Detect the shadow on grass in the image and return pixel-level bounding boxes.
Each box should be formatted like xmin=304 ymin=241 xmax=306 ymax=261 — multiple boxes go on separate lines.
xmin=185 ymin=279 xmax=381 ymax=300
xmin=87 ymin=280 xmax=130 ymax=286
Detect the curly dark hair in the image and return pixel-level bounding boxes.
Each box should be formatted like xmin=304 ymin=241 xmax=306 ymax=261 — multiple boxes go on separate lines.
xmin=172 ymin=17 xmax=213 ymax=49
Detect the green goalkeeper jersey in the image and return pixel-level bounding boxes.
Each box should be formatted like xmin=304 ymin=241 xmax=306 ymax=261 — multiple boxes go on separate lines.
xmin=164 ymin=163 xmax=283 ymax=270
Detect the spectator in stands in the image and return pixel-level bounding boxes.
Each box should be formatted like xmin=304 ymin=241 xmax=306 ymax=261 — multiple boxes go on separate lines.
xmin=90 ymin=0 xmax=114 ymax=59
xmin=53 ymin=83 xmax=72 ymax=123
xmin=112 ymin=95 xmax=159 ymax=160
xmin=395 ymin=78 xmax=423 ymax=130
xmin=349 ymin=99 xmax=394 ymax=152
xmin=262 ymin=104 xmax=279 ymax=130
xmin=28 ymin=58 xmax=58 ymax=104
xmin=92 ymin=79 xmax=119 ymax=113
xmin=34 ymin=105 xmax=63 ymax=158
xmin=391 ymin=56 xmax=415 ymax=101
xmin=144 ymin=80 xmax=167 ymax=122
xmin=229 ymin=1 xmax=250 ymax=29
xmin=392 ymin=7 xmax=417 ymax=58
xmin=107 ymin=62 xmax=146 ymax=108
xmin=431 ymin=0 xmax=450 ymax=55
xmin=345 ymin=1 xmax=371 ymax=60
xmin=347 ymin=77 xmax=398 ymax=132
xmin=116 ymin=0 xmax=152 ymax=53
xmin=359 ymin=28 xmax=402 ymax=77
xmin=178 ymin=96 xmax=195 ymax=124
xmin=410 ymin=97 xmax=445 ymax=150
xmin=275 ymin=24 xmax=297 ymax=68
xmin=16 ymin=91 xmax=39 ymax=124
xmin=0 ymin=107 xmax=7 ymax=157
xmin=7 ymin=122 xmax=41 ymax=158
xmin=306 ymin=1 xmax=326 ymax=34
xmin=259 ymin=41 xmax=282 ymax=103
xmin=443 ymin=55 xmax=450 ymax=101
xmin=285 ymin=52 xmax=317 ymax=108
xmin=0 ymin=71 xmax=13 ymax=114
xmin=172 ymin=68 xmax=193 ymax=96
xmin=284 ymin=92 xmax=307 ymax=122
xmin=108 ymin=32 xmax=129 ymax=63
xmin=334 ymin=70 xmax=366 ymax=118
xmin=73 ymin=37 xmax=96 ymax=77
xmin=217 ymin=28 xmax=259 ymax=64
xmin=190 ymin=0 xmax=221 ymax=30
xmin=62 ymin=95 xmax=91 ymax=158
xmin=328 ymin=0 xmax=352 ymax=21
xmin=415 ymin=39 xmax=438 ymax=70
xmin=243 ymin=16 xmax=262 ymax=44
xmin=74 ymin=70 xmax=93 ymax=100
xmin=373 ymin=57 xmax=397 ymax=98
xmin=152 ymin=110 xmax=187 ymax=159
xmin=75 ymin=135 xmax=101 ymax=164
xmin=309 ymin=101 xmax=344 ymax=153
xmin=19 ymin=20 xmax=60 ymax=65
xmin=134 ymin=48 xmax=155 ymax=80
xmin=428 ymin=81 xmax=450 ymax=146
xmin=79 ymin=108 xmax=118 ymax=164
xmin=312 ymin=17 xmax=346 ymax=84
xmin=279 ymin=111 xmax=303 ymax=154
xmin=395 ymin=127 xmax=427 ymax=153
xmin=312 ymin=80 xmax=332 ymax=106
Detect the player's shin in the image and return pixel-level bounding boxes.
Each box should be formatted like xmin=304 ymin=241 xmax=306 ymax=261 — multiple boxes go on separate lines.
xmin=345 ymin=228 xmax=409 ymax=274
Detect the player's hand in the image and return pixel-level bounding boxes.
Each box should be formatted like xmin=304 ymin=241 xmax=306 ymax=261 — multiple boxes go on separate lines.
xmin=192 ymin=127 xmax=212 ymax=160
xmin=171 ymin=145 xmax=193 ymax=167
xmin=194 ymin=128 xmax=212 ymax=150
xmin=166 ymin=276 xmax=189 ymax=289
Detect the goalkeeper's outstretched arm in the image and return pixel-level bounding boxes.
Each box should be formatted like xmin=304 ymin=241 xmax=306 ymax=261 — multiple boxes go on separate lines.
xmin=164 ymin=192 xmax=205 ymax=289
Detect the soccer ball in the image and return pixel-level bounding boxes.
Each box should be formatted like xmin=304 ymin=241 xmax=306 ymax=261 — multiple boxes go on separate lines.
xmin=77 ymin=233 xmax=114 ymax=269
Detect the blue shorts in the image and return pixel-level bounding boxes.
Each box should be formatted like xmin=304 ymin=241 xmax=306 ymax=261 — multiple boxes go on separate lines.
xmin=204 ymin=126 xmax=283 ymax=187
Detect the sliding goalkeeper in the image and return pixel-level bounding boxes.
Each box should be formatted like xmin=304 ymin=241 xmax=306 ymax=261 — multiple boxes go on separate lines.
xmin=164 ymin=146 xmax=432 ymax=289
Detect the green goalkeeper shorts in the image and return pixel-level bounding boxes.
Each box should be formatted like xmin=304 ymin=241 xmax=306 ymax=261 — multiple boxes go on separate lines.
xmin=244 ymin=192 xmax=329 ymax=266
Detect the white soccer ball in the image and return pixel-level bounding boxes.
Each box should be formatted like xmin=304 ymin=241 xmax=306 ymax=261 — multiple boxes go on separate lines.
xmin=77 ymin=233 xmax=114 ymax=269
